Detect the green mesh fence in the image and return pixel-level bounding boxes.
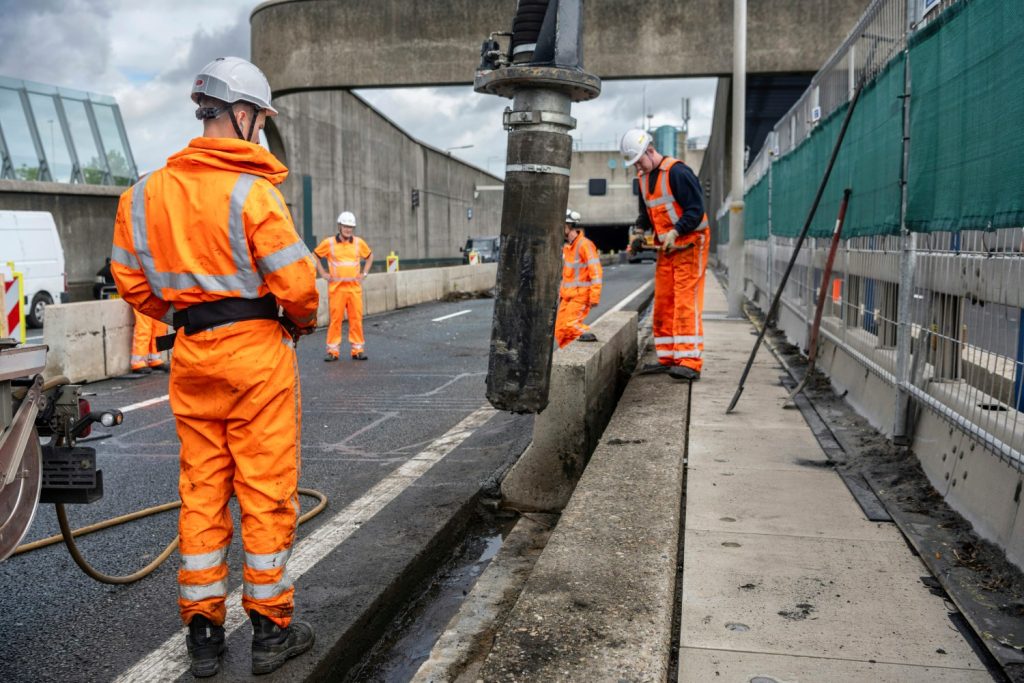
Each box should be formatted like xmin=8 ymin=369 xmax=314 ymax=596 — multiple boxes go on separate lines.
xmin=906 ymin=0 xmax=1024 ymax=232
xmin=743 ymin=0 xmax=1019 ymax=240
xmin=757 ymin=57 xmax=904 ymax=240
xmin=744 ymin=174 xmax=769 ymax=240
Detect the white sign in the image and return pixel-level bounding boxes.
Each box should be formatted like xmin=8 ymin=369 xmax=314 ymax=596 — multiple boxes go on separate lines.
xmin=811 ymin=106 xmax=822 ymax=123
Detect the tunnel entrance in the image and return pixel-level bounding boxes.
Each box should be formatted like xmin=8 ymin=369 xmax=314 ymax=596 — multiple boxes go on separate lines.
xmin=581 ymin=224 xmax=632 ymax=253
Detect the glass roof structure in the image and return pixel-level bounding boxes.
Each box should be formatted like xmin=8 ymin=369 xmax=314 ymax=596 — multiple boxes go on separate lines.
xmin=0 ymin=75 xmax=138 ymax=186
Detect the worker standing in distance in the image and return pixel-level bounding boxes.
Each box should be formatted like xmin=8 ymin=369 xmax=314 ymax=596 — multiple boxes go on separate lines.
xmin=111 ymin=56 xmax=318 ymax=677
xmin=554 ymin=209 xmax=602 ymax=347
xmin=620 ymin=128 xmax=709 ymax=381
xmin=129 ymin=309 xmax=169 ymax=374
xmin=314 ymin=212 xmax=373 ymax=361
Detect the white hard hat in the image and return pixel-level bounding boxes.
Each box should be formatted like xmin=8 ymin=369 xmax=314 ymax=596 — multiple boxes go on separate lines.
xmin=565 ymin=209 xmax=581 ymax=225
xmin=191 ymin=57 xmax=278 ymax=115
xmin=620 ymin=128 xmax=652 ymax=166
xmin=337 ymin=211 xmax=357 ymax=227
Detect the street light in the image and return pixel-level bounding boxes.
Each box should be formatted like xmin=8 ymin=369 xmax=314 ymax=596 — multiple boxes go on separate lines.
xmin=444 ymin=144 xmax=475 ymax=155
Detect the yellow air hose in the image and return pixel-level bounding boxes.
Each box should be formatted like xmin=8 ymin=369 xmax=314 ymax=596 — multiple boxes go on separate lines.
xmin=13 ymin=488 xmax=328 ymax=585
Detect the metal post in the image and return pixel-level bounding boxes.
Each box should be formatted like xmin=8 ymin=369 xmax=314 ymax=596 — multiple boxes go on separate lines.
xmin=727 ymin=0 xmax=747 ymax=317
xmin=475 ymin=0 xmax=600 ymax=413
xmin=1015 ymin=312 xmax=1024 ymax=412
xmin=893 ymin=5 xmax=917 ymax=441
xmin=766 ymin=131 xmax=775 ymax=299
xmin=301 ymin=175 xmax=315 ymax=251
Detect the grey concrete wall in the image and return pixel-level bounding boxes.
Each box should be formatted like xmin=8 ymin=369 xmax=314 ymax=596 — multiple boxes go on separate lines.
xmin=271 ymin=90 xmax=504 ymax=260
xmin=567 ymin=150 xmax=635 ymax=227
xmin=251 ymin=0 xmax=872 ymax=91
xmin=0 ymin=179 xmax=122 ymax=301
xmin=700 ymin=78 xmax=732 ymax=262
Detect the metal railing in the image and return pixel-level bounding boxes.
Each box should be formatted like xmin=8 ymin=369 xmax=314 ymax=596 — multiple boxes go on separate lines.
xmin=734 ymin=0 xmax=1024 ymax=471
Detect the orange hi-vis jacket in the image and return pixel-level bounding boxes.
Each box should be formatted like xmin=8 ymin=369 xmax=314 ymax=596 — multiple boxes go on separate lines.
xmin=110 ymin=137 xmax=317 ymax=327
xmin=316 ymin=236 xmax=372 ymax=290
xmin=560 ymin=232 xmax=603 ymax=305
xmin=640 ymin=156 xmax=709 ymax=241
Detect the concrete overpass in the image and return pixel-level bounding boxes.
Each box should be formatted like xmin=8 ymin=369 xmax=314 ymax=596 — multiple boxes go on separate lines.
xmin=251 ymin=0 xmax=871 ymax=91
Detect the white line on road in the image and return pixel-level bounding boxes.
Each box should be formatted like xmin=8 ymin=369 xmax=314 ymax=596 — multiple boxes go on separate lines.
xmin=431 ymin=309 xmax=472 ymax=322
xmin=119 ymin=395 xmax=170 ymax=413
xmin=115 ymin=404 xmax=497 ymax=683
xmin=594 ymin=279 xmax=653 ymax=325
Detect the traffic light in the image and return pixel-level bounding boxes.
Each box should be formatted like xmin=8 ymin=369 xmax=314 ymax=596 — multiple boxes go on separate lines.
xmin=411 ymin=188 xmax=420 ymax=209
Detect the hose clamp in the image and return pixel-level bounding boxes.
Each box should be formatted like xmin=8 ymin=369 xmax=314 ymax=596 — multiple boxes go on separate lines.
xmin=505 ymin=163 xmax=572 ymax=177
xmin=502 ymin=108 xmax=577 ymax=131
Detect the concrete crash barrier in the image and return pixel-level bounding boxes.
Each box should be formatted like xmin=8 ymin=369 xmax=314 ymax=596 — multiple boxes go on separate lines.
xmin=316 ymin=262 xmax=497 ymax=327
xmin=42 ymin=298 xmax=136 ymax=382
xmin=480 ymin=352 xmax=688 ymax=680
xmin=500 ymin=311 xmax=638 ymax=512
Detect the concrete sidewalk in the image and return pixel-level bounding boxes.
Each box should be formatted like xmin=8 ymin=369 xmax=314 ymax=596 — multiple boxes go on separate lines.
xmin=680 ymin=280 xmax=991 ymax=681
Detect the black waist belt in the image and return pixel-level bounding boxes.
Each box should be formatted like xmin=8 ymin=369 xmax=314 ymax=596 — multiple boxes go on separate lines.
xmin=156 ymin=294 xmax=279 ymax=351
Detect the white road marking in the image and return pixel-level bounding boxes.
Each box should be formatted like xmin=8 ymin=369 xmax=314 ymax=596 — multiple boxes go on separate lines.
xmin=431 ymin=309 xmax=472 ymax=322
xmin=114 ymin=405 xmax=497 ymax=683
xmin=594 ymin=279 xmax=654 ymax=324
xmin=119 ymin=395 xmax=170 ymax=413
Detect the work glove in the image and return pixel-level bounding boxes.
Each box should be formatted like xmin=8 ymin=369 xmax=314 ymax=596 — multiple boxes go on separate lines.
xmin=660 ymin=229 xmax=679 ymax=252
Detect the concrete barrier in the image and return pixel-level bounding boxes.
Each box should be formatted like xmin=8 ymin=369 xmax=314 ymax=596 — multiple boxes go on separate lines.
xmin=42 ymin=298 xmax=136 ymax=382
xmin=480 ymin=348 xmax=686 ymax=680
xmin=44 ymin=263 xmax=497 ymax=383
xmin=500 ymin=311 xmax=638 ymax=512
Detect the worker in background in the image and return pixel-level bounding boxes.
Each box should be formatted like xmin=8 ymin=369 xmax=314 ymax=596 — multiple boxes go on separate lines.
xmin=314 ymin=212 xmax=373 ymax=361
xmin=129 ymin=308 xmax=169 ymax=374
xmin=111 ymin=56 xmax=318 ymax=677
xmin=554 ymin=209 xmax=602 ymax=348
xmin=620 ymin=128 xmax=709 ymax=381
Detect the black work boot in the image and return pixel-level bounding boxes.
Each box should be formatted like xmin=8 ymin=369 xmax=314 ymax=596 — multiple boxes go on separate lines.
xmin=186 ymin=615 xmax=226 ymax=678
xmin=578 ymin=332 xmax=598 ymax=342
xmin=668 ymin=366 xmax=701 ymax=382
xmin=250 ymin=610 xmax=315 ymax=675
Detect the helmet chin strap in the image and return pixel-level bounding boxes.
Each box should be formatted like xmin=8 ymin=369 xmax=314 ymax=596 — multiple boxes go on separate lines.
xmin=228 ymin=102 xmax=260 ymax=142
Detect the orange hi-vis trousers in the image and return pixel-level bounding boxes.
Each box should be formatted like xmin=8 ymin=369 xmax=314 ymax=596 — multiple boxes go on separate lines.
xmin=554 ymin=296 xmax=592 ymax=348
xmin=653 ymin=228 xmax=709 ymax=370
xmin=171 ymin=319 xmax=301 ymax=629
xmin=130 ymin=309 xmax=168 ymax=370
xmin=326 ymin=284 xmax=364 ymax=358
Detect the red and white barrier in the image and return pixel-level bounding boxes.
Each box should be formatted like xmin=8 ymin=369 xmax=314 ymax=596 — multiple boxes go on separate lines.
xmin=3 ymin=271 xmax=25 ymax=343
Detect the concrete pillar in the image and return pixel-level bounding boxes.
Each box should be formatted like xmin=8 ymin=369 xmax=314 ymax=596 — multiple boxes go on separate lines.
xmin=727 ymin=0 xmax=747 ymax=317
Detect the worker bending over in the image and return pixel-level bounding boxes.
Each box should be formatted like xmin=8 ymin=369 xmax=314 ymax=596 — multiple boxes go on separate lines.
xmin=554 ymin=209 xmax=602 ymax=348
xmin=315 ymin=211 xmax=373 ymax=361
xmin=620 ymin=128 xmax=709 ymax=381
xmin=130 ymin=309 xmax=169 ymax=374
xmin=111 ymin=56 xmax=318 ymax=677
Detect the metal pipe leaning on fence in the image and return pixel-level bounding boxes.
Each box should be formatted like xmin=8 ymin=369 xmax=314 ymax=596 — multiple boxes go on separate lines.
xmin=726 ymin=80 xmax=865 ymax=414
xmin=783 ymin=188 xmax=852 ymax=407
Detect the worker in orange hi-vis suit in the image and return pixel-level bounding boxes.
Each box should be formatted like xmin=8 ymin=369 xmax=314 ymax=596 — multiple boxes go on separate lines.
xmin=110 ymin=57 xmax=318 ymax=678
xmin=554 ymin=209 xmax=603 ymax=348
xmin=314 ymin=211 xmax=373 ymax=361
xmin=129 ymin=308 xmax=169 ymax=374
xmin=620 ymin=128 xmax=710 ymax=382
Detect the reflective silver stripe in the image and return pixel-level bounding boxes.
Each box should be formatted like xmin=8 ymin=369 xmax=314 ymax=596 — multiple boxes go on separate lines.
xmin=675 ymin=349 xmax=702 ymax=358
xmin=244 ymin=547 xmax=292 ymax=572
xmin=329 ymin=277 xmax=360 ymax=283
xmin=506 ymin=163 xmax=572 ymax=176
xmin=328 ymin=260 xmax=360 ymax=267
xmin=228 ymin=174 xmax=263 ymax=298
xmin=179 ymin=579 xmax=228 ymax=602
xmin=130 ymin=355 xmax=146 ymax=363
xmin=130 ymin=174 xmax=160 ymax=299
xmin=585 ymin=258 xmax=601 ymax=265
xmin=560 ymin=282 xmax=596 ymax=289
xmin=674 ymin=336 xmax=703 ymax=344
xmin=258 ymin=240 xmax=311 ymax=276
xmin=666 ymin=203 xmax=680 ymax=224
xmin=589 ymin=278 xmax=602 ymax=285
xmin=266 ymin=185 xmax=287 ymax=216
xmin=180 ymin=546 xmax=228 ymax=572
xmin=656 ymin=349 xmax=674 ymax=358
xmin=111 ymin=244 xmax=139 ymax=269
xmin=654 ymin=336 xmax=675 ymax=345
xmin=244 ymin=572 xmax=293 ymax=600
xmin=327 ymin=343 xmax=340 ymax=351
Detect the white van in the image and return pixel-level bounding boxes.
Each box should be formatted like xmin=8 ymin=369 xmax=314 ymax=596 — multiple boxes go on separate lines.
xmin=0 ymin=210 xmax=68 ymax=328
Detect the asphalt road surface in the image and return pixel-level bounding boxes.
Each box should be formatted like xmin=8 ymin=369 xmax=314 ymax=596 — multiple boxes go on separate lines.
xmin=0 ymin=260 xmax=655 ymax=682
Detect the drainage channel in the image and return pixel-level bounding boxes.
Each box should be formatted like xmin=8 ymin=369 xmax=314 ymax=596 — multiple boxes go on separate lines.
xmin=348 ymin=507 xmax=518 ymax=682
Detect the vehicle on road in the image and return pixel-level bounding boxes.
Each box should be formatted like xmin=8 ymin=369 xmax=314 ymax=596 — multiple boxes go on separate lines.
xmin=461 ymin=235 xmax=501 ymax=264
xmin=0 ymin=210 xmax=69 ymax=327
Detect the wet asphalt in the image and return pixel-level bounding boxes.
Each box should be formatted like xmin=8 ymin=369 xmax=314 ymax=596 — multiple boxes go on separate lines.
xmin=0 ymin=260 xmax=654 ymax=682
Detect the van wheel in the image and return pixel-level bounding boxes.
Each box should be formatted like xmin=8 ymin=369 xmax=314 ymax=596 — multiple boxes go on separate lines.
xmin=28 ymin=292 xmax=52 ymax=328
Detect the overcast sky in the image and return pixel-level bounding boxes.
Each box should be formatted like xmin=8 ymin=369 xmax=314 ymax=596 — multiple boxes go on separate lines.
xmin=0 ymin=0 xmax=717 ymax=177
